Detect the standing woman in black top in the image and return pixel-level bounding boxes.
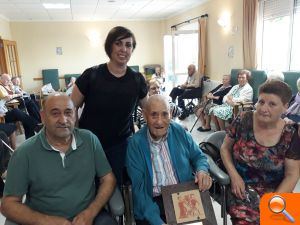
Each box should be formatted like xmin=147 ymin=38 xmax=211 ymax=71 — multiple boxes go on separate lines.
xmin=71 ymin=26 xmax=148 ymax=186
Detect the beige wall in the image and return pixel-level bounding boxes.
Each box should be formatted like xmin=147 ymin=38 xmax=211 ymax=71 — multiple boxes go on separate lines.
xmin=164 ymin=0 xmax=244 ymax=80
xmin=0 ymin=17 xmax=11 ymax=39
xmin=9 ymin=0 xmax=244 ymax=91
xmin=10 ymin=21 xmax=164 ymax=92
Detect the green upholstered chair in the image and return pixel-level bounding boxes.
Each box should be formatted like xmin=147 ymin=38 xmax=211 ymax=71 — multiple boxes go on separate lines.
xmin=64 ymin=74 xmax=81 ymax=87
xmin=249 ymin=70 xmax=268 ymax=102
xmin=230 ymin=69 xmax=242 ymax=86
xmin=128 ymin=65 xmax=139 ymax=72
xmin=283 ymin=72 xmax=300 ymax=95
xmin=42 ymin=69 xmax=60 ymax=91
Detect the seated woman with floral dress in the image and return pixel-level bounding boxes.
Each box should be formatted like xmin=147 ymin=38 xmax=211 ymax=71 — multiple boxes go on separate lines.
xmin=220 ymin=80 xmax=300 ymax=225
xmin=210 ymin=70 xmax=253 ymax=131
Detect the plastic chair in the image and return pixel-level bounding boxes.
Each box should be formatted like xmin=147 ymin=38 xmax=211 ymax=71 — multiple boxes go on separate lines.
xmin=202 ymin=131 xmax=230 ymax=225
xmin=4 ymin=187 xmax=125 ymax=225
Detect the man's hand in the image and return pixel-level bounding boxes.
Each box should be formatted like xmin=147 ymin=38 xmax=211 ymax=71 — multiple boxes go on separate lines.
xmin=195 ymin=171 xmax=212 ymax=192
xmin=42 ymin=215 xmax=72 ymax=225
xmin=71 ymin=209 xmax=94 ymax=225
xmin=230 ymin=173 xmax=245 ymax=200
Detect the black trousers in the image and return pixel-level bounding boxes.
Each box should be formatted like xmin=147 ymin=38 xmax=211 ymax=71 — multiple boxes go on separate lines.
xmin=5 ymin=108 xmax=38 ymax=139
xmin=135 ymin=195 xmax=166 ymax=225
xmin=170 ymin=87 xmax=202 ymax=109
xmin=17 ymin=97 xmax=41 ymax=123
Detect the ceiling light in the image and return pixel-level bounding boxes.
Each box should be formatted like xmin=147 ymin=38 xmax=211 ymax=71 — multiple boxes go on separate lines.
xmin=43 ymin=3 xmax=70 ymax=9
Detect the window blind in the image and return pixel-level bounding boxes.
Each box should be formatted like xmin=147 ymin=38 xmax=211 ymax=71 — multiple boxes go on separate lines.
xmin=263 ymin=0 xmax=293 ymax=20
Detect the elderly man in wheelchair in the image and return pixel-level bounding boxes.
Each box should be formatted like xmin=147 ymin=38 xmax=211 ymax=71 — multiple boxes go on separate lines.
xmin=126 ymin=94 xmax=212 ymax=225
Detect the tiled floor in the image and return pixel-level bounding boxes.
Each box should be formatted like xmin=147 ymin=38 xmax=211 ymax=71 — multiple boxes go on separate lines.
xmin=0 ymin=113 xmax=299 ymax=225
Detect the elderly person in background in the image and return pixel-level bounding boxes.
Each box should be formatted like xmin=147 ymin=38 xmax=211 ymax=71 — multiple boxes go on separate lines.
xmin=126 ymin=94 xmax=211 ymax=225
xmin=285 ymin=78 xmax=300 ymax=123
xmin=195 ymin=74 xmax=232 ymax=132
xmin=210 ymin=70 xmax=253 ymax=131
xmin=169 ymin=64 xmax=201 ymax=120
xmin=221 ymin=80 xmax=300 ymax=225
xmin=2 ymin=74 xmax=41 ymax=123
xmin=134 ymin=79 xmax=181 ymax=129
xmin=151 ymin=66 xmax=165 ymax=91
xmin=267 ymin=70 xmax=284 ymax=81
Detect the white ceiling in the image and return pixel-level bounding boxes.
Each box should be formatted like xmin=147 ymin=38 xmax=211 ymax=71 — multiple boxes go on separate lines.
xmin=0 ymin=0 xmax=208 ymax=21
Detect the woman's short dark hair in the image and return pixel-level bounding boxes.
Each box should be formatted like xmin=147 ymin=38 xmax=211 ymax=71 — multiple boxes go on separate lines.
xmin=238 ymin=69 xmax=251 ymax=80
xmin=104 ymin=26 xmax=136 ymax=58
xmin=259 ymin=80 xmax=292 ymax=104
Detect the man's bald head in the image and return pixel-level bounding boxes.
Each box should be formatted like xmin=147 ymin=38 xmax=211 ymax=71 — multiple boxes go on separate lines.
xmin=41 ymin=93 xmax=75 ymax=140
xmin=187 ymin=64 xmax=196 ymax=76
xmin=42 ymin=93 xmax=74 ymax=111
xmin=144 ymin=94 xmax=170 ymax=112
xmin=0 ymin=73 xmax=11 ymax=85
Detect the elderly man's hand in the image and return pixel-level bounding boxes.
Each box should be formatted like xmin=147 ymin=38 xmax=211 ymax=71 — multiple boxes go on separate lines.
xmin=72 ymin=209 xmax=94 ymax=225
xmin=194 ymin=171 xmax=212 ymax=192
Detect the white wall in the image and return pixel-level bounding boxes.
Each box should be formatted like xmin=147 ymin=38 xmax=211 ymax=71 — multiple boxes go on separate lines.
xmin=10 ymin=21 xmax=164 ymax=92
xmin=164 ymin=0 xmax=244 ymax=80
xmin=0 ymin=17 xmax=11 ymax=39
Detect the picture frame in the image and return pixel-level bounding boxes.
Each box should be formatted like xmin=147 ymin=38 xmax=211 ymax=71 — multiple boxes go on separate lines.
xmin=161 ymin=181 xmax=217 ymax=225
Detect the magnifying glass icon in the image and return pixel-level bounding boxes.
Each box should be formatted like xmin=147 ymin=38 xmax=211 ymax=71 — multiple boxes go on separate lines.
xmin=268 ymin=195 xmax=295 ymax=223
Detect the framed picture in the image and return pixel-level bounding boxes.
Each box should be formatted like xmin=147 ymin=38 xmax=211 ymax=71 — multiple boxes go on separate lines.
xmin=161 ymin=181 xmax=217 ymax=225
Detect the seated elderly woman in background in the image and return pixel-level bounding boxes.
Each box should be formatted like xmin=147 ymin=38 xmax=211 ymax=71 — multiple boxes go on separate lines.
xmin=210 ymin=70 xmax=253 ymax=131
xmin=195 ymin=74 xmax=232 ymax=132
xmin=134 ymin=79 xmax=181 ymax=129
xmin=285 ymin=78 xmax=300 ymax=123
xmin=221 ymin=80 xmax=300 ymax=225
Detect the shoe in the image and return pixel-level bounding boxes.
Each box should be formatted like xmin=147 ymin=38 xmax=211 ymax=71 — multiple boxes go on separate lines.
xmin=197 ymin=127 xmax=211 ymax=132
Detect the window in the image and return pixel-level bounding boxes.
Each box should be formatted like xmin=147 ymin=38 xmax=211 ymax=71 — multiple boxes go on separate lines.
xmin=164 ymin=22 xmax=198 ymax=86
xmin=258 ymin=0 xmax=300 ymax=71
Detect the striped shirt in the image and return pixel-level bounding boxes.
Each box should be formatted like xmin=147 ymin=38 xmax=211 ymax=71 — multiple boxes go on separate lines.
xmin=147 ymin=130 xmax=178 ymax=196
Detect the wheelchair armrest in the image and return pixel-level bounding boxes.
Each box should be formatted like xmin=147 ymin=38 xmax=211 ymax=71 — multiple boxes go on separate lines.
xmin=205 ymin=154 xmax=230 ymax=186
xmin=108 ymin=187 xmax=124 ymax=216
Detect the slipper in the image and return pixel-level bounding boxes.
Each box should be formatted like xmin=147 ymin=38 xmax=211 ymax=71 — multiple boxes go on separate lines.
xmin=197 ymin=127 xmax=211 ymax=132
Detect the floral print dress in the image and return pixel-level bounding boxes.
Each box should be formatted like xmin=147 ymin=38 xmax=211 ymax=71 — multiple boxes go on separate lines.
xmin=226 ymin=111 xmax=300 ymax=225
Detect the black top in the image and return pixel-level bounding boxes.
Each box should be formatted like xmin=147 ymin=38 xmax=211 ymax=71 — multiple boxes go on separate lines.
xmin=209 ymin=84 xmax=232 ymax=105
xmin=76 ymin=63 xmax=148 ymax=148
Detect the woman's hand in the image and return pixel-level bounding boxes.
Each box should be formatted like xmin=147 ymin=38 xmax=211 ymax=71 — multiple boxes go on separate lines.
xmin=230 ymin=173 xmax=245 ymax=200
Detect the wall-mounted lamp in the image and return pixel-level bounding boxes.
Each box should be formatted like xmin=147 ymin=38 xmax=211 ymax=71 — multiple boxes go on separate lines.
xmin=217 ymin=13 xmax=230 ymax=29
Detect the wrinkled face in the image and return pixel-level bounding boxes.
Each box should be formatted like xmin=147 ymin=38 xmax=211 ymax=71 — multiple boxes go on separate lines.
xmin=155 ymin=67 xmax=161 ymax=75
xmin=188 ymin=65 xmax=195 ymax=76
xmin=42 ymin=96 xmax=75 ymax=140
xmin=143 ymin=100 xmax=170 ymax=140
xmin=1 ymin=74 xmax=11 ymax=86
xmin=12 ymin=77 xmax=20 ymax=86
xmin=149 ymin=83 xmax=160 ymax=96
xmin=256 ymin=93 xmax=288 ymax=124
xmin=222 ymin=75 xmax=231 ymax=86
xmin=238 ymin=73 xmax=248 ymax=87
xmin=110 ymin=37 xmax=133 ymax=66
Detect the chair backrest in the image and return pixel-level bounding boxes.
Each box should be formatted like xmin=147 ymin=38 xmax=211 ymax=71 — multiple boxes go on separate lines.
xmin=129 ymin=65 xmax=139 ymax=72
xmin=42 ymin=69 xmax=60 ymax=91
xmin=230 ymin=69 xmax=242 ymax=86
xmin=205 ymin=131 xmax=226 ymax=151
xmin=283 ymin=71 xmax=300 ymax=95
xmin=248 ymin=70 xmax=267 ymax=102
xmin=64 ymin=74 xmax=81 ymax=87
